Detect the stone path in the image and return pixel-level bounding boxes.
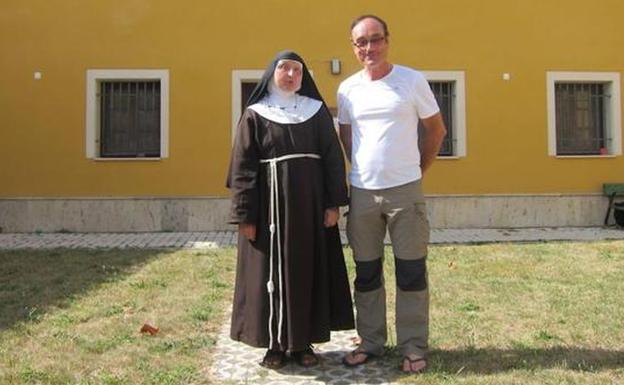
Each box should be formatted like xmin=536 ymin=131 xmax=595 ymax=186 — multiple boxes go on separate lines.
xmin=210 ymin=322 xmax=401 ymax=385
xmin=2 ymin=227 xmax=623 ymax=250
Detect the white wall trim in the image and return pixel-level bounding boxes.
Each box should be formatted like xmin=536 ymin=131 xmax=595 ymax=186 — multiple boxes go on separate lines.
xmin=86 ymin=69 xmax=170 ymax=159
xmin=546 ymin=71 xmax=621 ymax=156
xmin=422 ymin=71 xmax=467 ymax=157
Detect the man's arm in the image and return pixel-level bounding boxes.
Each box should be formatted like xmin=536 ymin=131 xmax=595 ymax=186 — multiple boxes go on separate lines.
xmin=338 ymin=124 xmax=352 ymax=163
xmin=419 ymin=112 xmax=447 ymax=175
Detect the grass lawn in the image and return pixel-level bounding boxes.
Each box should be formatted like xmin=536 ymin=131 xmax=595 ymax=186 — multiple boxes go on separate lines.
xmin=0 ymin=248 xmax=236 ymax=385
xmin=1 ymin=241 xmax=623 ymax=384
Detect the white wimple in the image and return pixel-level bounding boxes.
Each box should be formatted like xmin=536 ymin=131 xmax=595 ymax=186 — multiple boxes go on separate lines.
xmin=248 ymin=83 xmax=322 ymax=125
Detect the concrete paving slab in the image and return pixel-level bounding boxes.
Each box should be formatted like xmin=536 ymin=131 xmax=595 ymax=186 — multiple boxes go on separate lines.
xmin=1 ymin=227 xmax=623 ymax=250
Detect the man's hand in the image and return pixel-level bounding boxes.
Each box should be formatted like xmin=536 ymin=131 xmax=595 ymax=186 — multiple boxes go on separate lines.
xmin=324 ymin=207 xmax=340 ymax=228
xmin=419 ymin=113 xmax=447 ymax=175
xmin=239 ymin=223 xmax=256 ymax=241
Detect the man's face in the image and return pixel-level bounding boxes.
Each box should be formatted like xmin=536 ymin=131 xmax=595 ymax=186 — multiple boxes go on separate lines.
xmin=351 ymin=18 xmax=389 ymax=70
xmin=273 ymin=59 xmax=303 ymax=93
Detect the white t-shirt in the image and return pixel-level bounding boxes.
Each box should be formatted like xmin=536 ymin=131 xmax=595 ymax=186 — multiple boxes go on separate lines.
xmin=337 ymin=64 xmax=439 ymax=189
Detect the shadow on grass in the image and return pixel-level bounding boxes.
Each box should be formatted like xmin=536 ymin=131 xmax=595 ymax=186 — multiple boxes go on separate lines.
xmin=427 ymin=346 xmax=624 ymax=374
xmin=0 ymin=248 xmax=167 ymax=331
xmin=247 ymin=346 xmax=624 ymax=385
xmin=302 ymin=347 xmax=624 ymax=385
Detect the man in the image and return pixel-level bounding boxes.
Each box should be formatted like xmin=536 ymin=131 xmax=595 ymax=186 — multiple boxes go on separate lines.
xmin=337 ymin=14 xmax=446 ymax=374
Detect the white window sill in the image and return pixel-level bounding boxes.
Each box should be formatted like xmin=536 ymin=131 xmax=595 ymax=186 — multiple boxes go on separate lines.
xmin=554 ymin=155 xmax=618 ymax=159
xmin=92 ymin=157 xmax=163 ymax=162
xmin=437 ymin=155 xmax=462 ymax=160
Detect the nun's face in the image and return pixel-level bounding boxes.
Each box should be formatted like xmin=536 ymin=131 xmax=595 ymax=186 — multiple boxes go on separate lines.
xmin=273 ymin=59 xmax=303 ymax=93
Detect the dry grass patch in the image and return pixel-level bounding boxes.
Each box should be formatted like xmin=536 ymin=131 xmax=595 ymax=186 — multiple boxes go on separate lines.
xmin=0 ymin=248 xmax=236 ymax=385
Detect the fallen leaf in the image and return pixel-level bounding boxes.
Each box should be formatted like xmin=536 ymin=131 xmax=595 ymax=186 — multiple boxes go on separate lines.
xmin=140 ymin=323 xmax=159 ymax=335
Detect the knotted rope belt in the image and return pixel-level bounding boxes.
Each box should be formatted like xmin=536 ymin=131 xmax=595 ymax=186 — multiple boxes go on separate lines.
xmin=259 ymin=153 xmax=321 ymax=348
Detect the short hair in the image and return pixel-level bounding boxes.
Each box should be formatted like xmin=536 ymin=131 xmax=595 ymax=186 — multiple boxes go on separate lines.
xmin=350 ymin=14 xmax=389 ymax=37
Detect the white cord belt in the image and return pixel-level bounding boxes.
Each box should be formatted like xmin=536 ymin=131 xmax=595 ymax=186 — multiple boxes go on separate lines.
xmin=259 ymin=153 xmax=321 ymax=348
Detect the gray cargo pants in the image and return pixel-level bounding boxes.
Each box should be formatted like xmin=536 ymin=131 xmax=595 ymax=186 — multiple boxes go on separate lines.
xmin=347 ymin=179 xmax=430 ymax=358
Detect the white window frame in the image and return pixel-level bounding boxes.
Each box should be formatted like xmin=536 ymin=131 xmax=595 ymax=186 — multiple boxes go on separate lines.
xmin=546 ymin=71 xmax=622 ymax=157
xmin=86 ymin=69 xmax=169 ymax=159
xmin=422 ymin=71 xmax=467 ymax=158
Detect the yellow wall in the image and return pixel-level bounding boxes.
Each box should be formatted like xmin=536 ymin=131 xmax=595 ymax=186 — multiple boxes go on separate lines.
xmin=1 ymin=0 xmax=623 ymax=197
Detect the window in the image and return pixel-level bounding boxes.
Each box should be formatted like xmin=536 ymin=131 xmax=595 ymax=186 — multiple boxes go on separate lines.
xmin=420 ymin=71 xmax=466 ymax=158
xmin=100 ymin=81 xmax=160 ymax=157
xmin=86 ymin=70 xmax=169 ymax=159
xmin=547 ymin=72 xmax=621 ymax=157
xmin=241 ymin=81 xmax=259 ymax=115
xmin=231 ymin=70 xmax=264 ymax=143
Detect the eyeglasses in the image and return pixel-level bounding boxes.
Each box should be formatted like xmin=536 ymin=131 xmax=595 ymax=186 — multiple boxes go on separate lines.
xmin=351 ymin=36 xmax=386 ymax=50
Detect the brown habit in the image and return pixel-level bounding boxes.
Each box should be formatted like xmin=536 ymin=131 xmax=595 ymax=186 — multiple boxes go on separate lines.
xmin=226 ymin=107 xmax=354 ymax=351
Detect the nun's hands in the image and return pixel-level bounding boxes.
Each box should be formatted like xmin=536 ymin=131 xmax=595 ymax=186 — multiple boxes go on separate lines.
xmin=324 ymin=207 xmax=340 ymax=228
xmin=239 ymin=223 xmax=256 ymax=241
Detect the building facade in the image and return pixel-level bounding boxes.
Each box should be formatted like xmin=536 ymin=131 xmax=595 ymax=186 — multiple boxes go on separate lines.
xmin=1 ymin=0 xmax=623 ymax=231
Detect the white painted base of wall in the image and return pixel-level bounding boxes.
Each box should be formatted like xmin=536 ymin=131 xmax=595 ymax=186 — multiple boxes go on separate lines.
xmin=427 ymin=194 xmax=608 ymax=228
xmin=0 ymin=194 xmax=614 ymax=233
xmin=0 ymin=197 xmax=235 ymax=233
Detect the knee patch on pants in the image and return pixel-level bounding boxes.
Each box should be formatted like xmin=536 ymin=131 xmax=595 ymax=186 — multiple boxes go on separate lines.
xmin=354 ymin=259 xmax=383 ymax=292
xmin=395 ymin=257 xmax=427 ymax=291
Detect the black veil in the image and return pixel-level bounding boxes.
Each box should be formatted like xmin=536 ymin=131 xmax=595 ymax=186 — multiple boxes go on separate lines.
xmin=245 ymin=50 xmax=327 ymax=107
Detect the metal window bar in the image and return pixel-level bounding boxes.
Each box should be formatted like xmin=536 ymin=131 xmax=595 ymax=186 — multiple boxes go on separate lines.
xmin=555 ymin=82 xmax=608 ymax=155
xmin=419 ymin=81 xmax=454 ymax=156
xmin=100 ymin=80 xmax=161 ymax=158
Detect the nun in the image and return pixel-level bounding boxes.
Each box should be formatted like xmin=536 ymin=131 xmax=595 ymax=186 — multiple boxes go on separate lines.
xmin=226 ymin=51 xmax=355 ymax=368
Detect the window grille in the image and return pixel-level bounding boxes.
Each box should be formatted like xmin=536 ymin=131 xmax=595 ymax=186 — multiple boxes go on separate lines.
xmin=100 ymin=81 xmax=161 ymax=158
xmin=419 ymin=81 xmax=454 ymax=156
xmin=555 ymin=82 xmax=608 ymax=155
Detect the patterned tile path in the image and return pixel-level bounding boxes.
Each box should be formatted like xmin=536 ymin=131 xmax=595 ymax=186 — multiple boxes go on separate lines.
xmin=209 ymin=318 xmax=402 ymax=385
xmin=1 ymin=227 xmax=623 ymax=250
